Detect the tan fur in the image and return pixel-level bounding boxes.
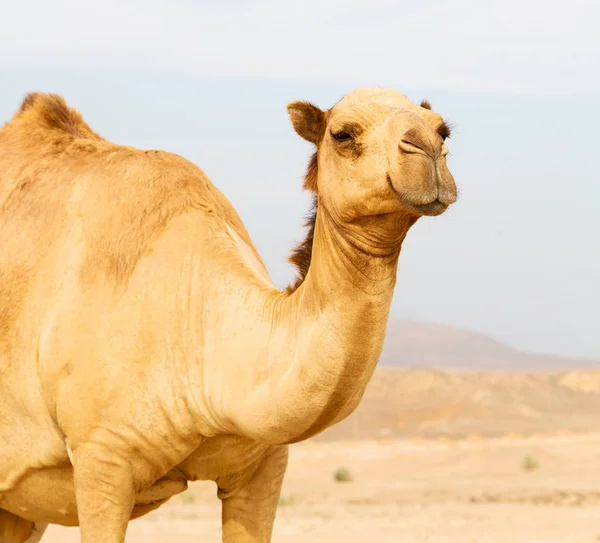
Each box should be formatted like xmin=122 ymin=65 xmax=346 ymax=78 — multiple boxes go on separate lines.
xmin=1 ymin=99 xmax=262 ymax=288
xmin=0 ymin=88 xmax=456 ymax=542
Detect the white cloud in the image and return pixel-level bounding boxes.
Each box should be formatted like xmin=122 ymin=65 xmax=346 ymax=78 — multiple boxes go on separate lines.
xmin=1 ymin=0 xmax=598 ymax=93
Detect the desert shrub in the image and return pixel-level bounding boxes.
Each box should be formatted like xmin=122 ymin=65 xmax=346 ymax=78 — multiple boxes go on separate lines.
xmin=333 ymin=467 xmax=353 ymax=483
xmin=178 ymin=489 xmax=197 ymax=504
xmin=278 ymin=495 xmax=295 ymax=507
xmin=521 ymin=456 xmax=539 ymax=472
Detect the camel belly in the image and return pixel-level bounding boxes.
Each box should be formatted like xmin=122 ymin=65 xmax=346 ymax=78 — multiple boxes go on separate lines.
xmin=0 ymin=465 xmax=187 ymax=526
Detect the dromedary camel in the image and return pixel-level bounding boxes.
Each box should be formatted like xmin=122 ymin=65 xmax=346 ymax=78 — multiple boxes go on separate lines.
xmin=0 ymin=87 xmax=456 ymax=542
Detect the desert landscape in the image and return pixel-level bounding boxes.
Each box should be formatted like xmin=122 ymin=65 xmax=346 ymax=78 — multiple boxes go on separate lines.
xmin=42 ymin=320 xmax=600 ymax=542
xmin=41 ymin=434 xmax=600 ymax=542
xmin=2 ymin=0 xmax=597 ymax=540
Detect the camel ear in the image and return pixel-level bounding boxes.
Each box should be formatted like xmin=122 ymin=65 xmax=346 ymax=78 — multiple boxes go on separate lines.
xmin=286 ymin=101 xmax=325 ymax=144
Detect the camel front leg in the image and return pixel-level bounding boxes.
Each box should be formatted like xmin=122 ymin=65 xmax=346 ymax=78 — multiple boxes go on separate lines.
xmin=72 ymin=443 xmax=136 ymax=543
xmin=218 ymin=445 xmax=288 ymax=543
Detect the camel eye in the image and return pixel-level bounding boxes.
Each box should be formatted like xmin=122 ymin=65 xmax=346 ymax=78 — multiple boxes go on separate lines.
xmin=436 ymin=121 xmax=451 ymax=142
xmin=332 ymin=130 xmax=352 ymax=142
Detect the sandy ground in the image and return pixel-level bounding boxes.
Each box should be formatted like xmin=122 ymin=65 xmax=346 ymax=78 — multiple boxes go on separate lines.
xmin=43 ymin=434 xmax=600 ymax=542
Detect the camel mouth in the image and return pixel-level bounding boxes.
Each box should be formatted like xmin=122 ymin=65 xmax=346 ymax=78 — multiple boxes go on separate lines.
xmin=407 ymin=199 xmax=449 ymax=216
xmin=386 ymin=175 xmax=451 ymax=217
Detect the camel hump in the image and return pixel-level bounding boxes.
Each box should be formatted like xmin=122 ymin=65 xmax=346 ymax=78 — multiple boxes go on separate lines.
xmin=15 ymin=92 xmax=102 ymax=140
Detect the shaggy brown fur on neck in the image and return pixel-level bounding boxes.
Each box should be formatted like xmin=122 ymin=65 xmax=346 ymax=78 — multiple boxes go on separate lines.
xmin=286 ymin=152 xmax=319 ymax=293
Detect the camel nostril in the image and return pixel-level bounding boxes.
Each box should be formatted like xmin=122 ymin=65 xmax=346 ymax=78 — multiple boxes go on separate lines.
xmin=398 ymin=127 xmax=438 ymax=159
xmin=399 ymin=139 xmax=426 ymax=154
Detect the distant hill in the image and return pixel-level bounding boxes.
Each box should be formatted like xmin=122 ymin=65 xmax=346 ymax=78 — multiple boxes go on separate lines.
xmin=379 ymin=319 xmax=599 ymax=371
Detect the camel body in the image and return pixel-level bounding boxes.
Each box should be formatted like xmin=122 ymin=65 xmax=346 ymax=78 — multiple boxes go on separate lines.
xmin=0 ymin=89 xmax=456 ymax=542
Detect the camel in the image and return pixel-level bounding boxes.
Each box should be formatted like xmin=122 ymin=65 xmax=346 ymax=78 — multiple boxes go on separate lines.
xmin=0 ymin=87 xmax=457 ymax=542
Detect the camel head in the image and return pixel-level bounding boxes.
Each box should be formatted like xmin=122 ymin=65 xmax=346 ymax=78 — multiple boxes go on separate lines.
xmin=287 ymin=87 xmax=457 ymax=222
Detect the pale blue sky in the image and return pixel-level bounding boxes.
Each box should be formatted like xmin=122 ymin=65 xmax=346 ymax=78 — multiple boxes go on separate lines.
xmin=1 ymin=0 xmax=598 ymax=358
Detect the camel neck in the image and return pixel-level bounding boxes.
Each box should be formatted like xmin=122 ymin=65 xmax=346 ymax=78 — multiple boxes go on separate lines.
xmin=274 ymin=206 xmax=411 ymax=441
xmin=299 ymin=203 xmax=406 ymax=303
xmin=194 ymin=204 xmax=414 ymax=445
